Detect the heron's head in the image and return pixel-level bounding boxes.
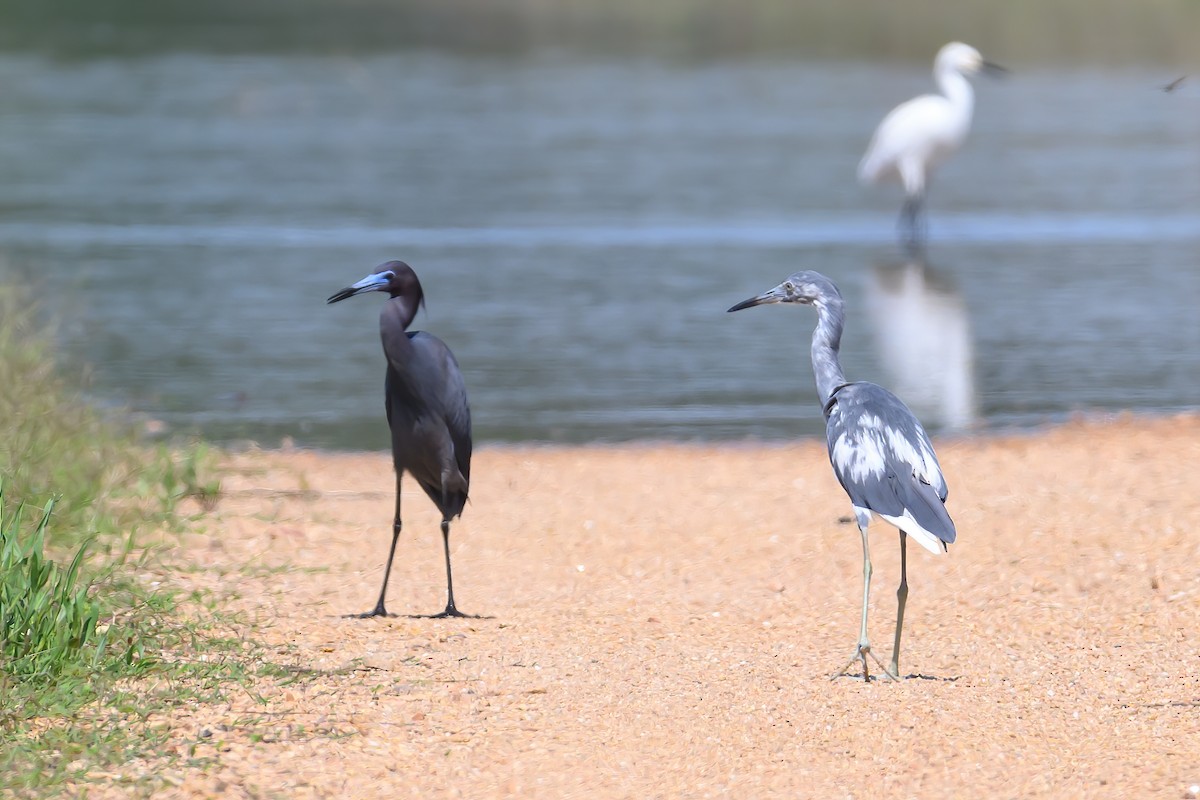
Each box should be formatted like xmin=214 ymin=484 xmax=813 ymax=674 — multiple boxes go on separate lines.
xmin=727 ymin=270 xmax=842 ymax=313
xmin=936 ymin=42 xmax=1006 ymax=78
xmin=327 ymin=260 xmax=426 ymax=308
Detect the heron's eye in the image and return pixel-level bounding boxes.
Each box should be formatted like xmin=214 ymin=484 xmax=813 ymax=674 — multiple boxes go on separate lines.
xmin=784 ymin=282 xmax=795 ymax=293
xmin=383 ymin=271 xmax=395 ymax=281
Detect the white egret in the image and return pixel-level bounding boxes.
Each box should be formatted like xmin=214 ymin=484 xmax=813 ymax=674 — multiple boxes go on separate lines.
xmin=859 ymin=42 xmax=1006 ymax=244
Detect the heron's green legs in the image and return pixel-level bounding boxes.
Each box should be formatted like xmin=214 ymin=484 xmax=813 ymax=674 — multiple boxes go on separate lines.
xmin=832 ymin=521 xmax=897 ymax=681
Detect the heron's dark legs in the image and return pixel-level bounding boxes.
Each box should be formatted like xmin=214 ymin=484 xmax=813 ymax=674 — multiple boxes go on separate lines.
xmin=349 ymin=476 xmax=403 ymax=618
xmin=429 ymin=519 xmax=468 ymax=618
xmin=832 ymin=521 xmax=896 ymax=681
xmin=889 ymin=532 xmax=909 ymax=678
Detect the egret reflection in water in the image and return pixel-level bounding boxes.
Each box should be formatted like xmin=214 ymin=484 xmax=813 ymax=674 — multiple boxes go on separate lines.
xmin=862 ymin=254 xmax=977 ymax=432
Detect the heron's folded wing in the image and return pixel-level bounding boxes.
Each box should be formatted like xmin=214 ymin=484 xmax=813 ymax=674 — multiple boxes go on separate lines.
xmin=889 ymin=470 xmax=956 ymax=546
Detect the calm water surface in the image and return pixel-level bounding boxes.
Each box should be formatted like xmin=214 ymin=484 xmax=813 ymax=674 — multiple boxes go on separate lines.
xmin=1 ymin=52 xmax=1198 ymax=447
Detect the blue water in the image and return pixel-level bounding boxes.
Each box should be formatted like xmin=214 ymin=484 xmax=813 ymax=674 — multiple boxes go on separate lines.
xmin=1 ymin=53 xmax=1197 ymax=447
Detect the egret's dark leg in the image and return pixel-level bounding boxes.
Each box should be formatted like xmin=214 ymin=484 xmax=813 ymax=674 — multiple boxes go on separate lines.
xmin=900 ymin=219 xmax=927 ymax=260
xmin=889 ymin=532 xmax=909 ymax=679
xmin=898 ymin=196 xmax=923 ymax=249
xmin=349 ymin=475 xmax=402 ymax=618
xmin=833 ymin=517 xmax=896 ymax=681
xmin=430 ymin=519 xmax=468 ymax=618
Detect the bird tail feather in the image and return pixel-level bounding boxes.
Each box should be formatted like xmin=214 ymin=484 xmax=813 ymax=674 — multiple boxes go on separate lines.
xmin=879 ymin=472 xmax=956 ymax=555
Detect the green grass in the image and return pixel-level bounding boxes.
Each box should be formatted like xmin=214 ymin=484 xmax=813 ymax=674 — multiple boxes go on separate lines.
xmin=0 ymin=489 xmax=105 ymax=683
xmin=0 ymin=284 xmax=262 ymax=797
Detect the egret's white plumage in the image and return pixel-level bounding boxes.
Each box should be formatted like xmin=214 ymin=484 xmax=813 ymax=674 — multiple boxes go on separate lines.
xmin=859 ymin=42 xmax=1002 ymax=241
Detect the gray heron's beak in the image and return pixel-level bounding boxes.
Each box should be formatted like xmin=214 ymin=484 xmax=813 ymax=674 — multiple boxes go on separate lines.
xmin=327 ymin=272 xmax=391 ymax=304
xmin=727 ymin=285 xmax=786 ymax=313
xmin=981 ymin=61 xmax=1008 ymax=77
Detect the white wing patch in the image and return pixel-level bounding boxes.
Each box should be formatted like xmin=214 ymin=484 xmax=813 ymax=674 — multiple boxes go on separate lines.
xmin=884 ymin=425 xmax=942 ymax=488
xmin=831 ymin=426 xmax=888 ymax=483
xmin=830 ymin=411 xmax=939 ymax=485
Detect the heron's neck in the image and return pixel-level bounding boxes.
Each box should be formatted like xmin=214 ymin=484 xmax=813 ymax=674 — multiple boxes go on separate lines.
xmin=379 ymin=297 xmax=418 ymax=364
xmin=811 ymin=299 xmax=848 ymax=407
xmin=936 ymin=69 xmax=975 ymax=128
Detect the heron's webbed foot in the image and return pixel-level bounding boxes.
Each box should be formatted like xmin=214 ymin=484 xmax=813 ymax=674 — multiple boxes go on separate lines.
xmin=830 ymin=641 xmax=898 ymax=682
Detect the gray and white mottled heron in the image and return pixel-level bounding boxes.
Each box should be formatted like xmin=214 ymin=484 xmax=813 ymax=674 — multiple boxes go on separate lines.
xmin=728 ymin=270 xmax=956 ymax=681
xmin=328 ymin=260 xmax=473 ymax=618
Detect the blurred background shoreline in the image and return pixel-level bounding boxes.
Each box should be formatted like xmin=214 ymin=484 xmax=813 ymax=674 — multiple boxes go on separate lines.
xmin=1 ymin=2 xmax=1197 ymax=448
xmin=2 ymin=0 xmax=1198 ymax=65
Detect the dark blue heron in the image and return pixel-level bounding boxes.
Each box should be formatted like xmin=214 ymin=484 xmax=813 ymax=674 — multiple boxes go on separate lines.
xmin=728 ymin=270 xmax=956 ymax=681
xmin=328 ymin=261 xmax=473 ymax=618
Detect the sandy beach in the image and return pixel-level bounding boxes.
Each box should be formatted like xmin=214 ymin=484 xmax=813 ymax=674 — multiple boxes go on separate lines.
xmin=94 ymin=413 xmax=1200 ymax=798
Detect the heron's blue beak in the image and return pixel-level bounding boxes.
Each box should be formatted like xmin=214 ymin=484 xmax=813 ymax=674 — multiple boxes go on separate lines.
xmin=327 ymin=272 xmax=391 ymax=304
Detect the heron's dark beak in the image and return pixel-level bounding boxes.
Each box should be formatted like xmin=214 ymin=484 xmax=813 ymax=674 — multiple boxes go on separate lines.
xmin=727 ymin=296 xmax=764 ymax=313
xmin=326 ymin=272 xmax=390 ymax=304
xmin=981 ymin=61 xmax=1008 ymax=77
xmin=326 ymin=287 xmax=358 ymax=304
xmin=727 ymin=286 xmax=784 ymax=313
